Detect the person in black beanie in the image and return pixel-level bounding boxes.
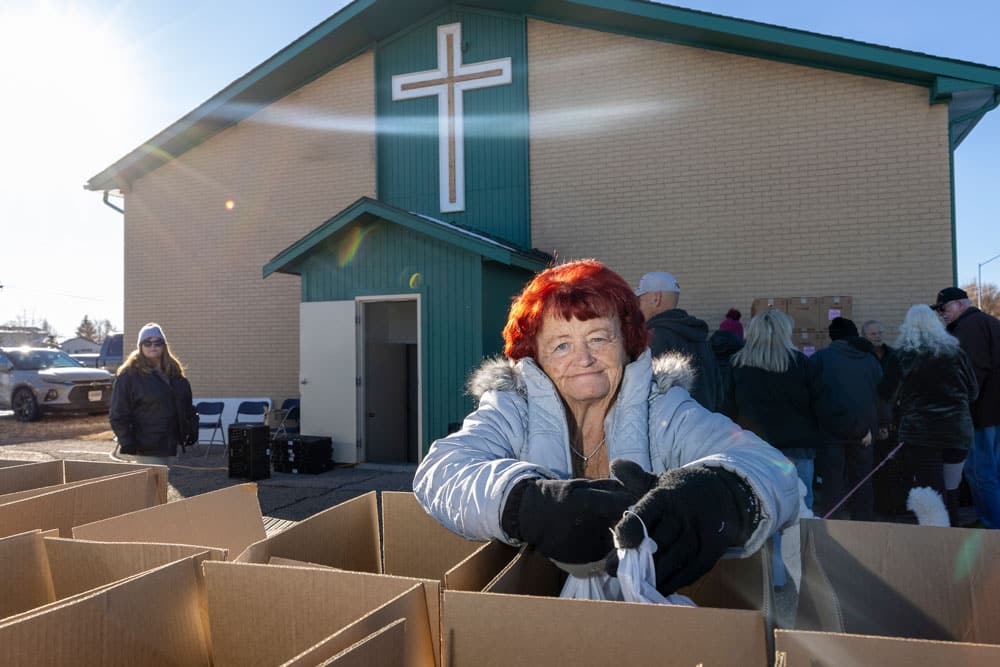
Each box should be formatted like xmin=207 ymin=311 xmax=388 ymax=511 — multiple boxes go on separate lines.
xmin=809 ymin=316 xmax=883 ymax=519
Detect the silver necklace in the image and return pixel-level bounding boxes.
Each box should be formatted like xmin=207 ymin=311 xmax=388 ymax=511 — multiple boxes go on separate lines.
xmin=570 ymin=436 xmax=606 ymax=462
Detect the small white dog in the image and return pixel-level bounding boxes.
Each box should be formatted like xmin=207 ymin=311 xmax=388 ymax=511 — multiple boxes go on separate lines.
xmin=907 ymin=487 xmax=950 ymax=527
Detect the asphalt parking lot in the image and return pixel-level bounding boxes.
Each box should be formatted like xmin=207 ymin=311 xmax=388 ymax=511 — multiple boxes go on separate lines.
xmin=0 ymin=411 xmax=416 ymax=521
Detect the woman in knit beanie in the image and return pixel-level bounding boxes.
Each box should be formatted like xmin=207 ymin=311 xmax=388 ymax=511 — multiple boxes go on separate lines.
xmin=719 ymin=308 xmax=744 ymax=339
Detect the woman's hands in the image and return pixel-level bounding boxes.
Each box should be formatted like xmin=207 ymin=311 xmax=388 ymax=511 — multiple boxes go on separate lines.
xmin=501 ymin=477 xmax=637 ymax=564
xmin=607 ymin=459 xmax=759 ymax=595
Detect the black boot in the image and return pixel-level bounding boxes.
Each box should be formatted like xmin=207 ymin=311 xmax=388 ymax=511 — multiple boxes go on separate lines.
xmin=946 ymin=489 xmax=961 ymax=527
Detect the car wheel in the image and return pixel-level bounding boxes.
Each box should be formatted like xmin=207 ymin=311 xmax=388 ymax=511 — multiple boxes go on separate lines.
xmin=12 ymin=388 xmax=40 ymax=422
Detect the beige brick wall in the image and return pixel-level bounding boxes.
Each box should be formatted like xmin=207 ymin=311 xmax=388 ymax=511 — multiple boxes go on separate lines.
xmin=527 ymin=20 xmax=952 ymax=340
xmin=123 ymin=51 xmax=375 ymax=402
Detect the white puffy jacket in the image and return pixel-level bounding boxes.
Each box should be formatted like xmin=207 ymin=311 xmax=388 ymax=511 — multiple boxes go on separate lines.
xmin=413 ymin=349 xmax=801 ymax=557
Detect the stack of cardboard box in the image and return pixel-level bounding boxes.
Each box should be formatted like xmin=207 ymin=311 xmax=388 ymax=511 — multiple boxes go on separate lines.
xmin=750 ymin=296 xmax=853 ymax=356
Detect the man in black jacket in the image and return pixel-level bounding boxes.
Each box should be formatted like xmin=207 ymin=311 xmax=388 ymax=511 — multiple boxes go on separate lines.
xmin=635 ymin=271 xmax=721 ymax=411
xmin=809 ymin=317 xmax=882 ymax=520
xmin=935 ymin=286 xmax=1000 ymax=527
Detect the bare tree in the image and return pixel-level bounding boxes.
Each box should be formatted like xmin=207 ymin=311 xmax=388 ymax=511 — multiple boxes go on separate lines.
xmin=961 ymin=281 xmax=1000 ymax=318
xmin=76 ymin=315 xmax=98 ymax=341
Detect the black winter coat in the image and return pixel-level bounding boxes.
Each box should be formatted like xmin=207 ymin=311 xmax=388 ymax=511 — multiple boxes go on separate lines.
xmin=808 ymin=337 xmax=883 ymax=446
xmin=110 ymin=368 xmax=197 ymax=456
xmin=878 ymin=347 xmax=978 ymax=450
xmin=731 ymin=350 xmax=822 ymax=459
xmin=710 ymin=329 xmax=743 ymax=419
xmin=947 ymin=307 xmax=1000 ymax=429
xmin=646 ymin=309 xmax=721 ymax=411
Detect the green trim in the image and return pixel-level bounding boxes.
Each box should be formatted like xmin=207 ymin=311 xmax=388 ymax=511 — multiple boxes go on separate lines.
xmin=931 ymin=77 xmax=993 ymax=102
xmin=263 ymin=197 xmax=550 ymax=277
xmin=86 ymin=0 xmax=1000 ymax=192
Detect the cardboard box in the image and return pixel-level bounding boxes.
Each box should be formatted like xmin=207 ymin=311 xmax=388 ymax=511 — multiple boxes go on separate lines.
xmin=775 ymin=629 xmax=1000 ymax=666
xmin=818 ymin=295 xmax=853 ymax=324
xmin=0 ymin=556 xmax=212 ymax=666
xmin=797 ymin=518 xmax=1000 ymax=643
xmin=305 ymin=618 xmax=406 ymax=667
xmin=751 ymin=297 xmax=788 ymax=316
xmin=444 ymin=588 xmax=767 ymax=666
xmin=794 ymin=329 xmax=829 ymax=357
xmin=0 ymin=459 xmax=168 ymax=507
xmin=236 ymin=491 xmax=518 ymax=666
xmin=204 ymin=562 xmax=435 ymax=667
xmin=0 ymin=470 xmax=155 ymax=538
xmin=72 ymin=483 xmax=267 ymax=558
xmin=786 ymin=297 xmax=821 ymax=331
xmin=0 ymin=529 xmax=225 ymax=621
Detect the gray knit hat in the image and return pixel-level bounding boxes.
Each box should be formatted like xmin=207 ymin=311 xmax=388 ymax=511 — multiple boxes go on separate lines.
xmin=136 ymin=323 xmax=166 ymax=347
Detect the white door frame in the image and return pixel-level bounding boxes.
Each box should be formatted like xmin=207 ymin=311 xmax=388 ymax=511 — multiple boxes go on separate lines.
xmin=356 ymin=294 xmax=423 ymax=463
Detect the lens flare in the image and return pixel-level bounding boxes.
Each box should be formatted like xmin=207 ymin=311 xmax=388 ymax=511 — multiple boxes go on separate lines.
xmin=954 ymin=530 xmax=986 ymax=581
xmin=224 ymin=199 xmax=235 ymax=211
xmin=409 ymin=273 xmax=423 ymax=289
xmin=336 ymin=224 xmax=377 ymax=267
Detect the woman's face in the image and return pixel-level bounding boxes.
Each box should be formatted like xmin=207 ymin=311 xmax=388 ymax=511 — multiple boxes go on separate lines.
xmin=140 ymin=337 xmax=165 ymax=364
xmin=535 ymin=314 xmax=628 ymax=407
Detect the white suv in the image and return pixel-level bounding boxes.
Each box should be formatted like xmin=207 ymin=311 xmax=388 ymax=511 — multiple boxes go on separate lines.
xmin=0 ymin=347 xmax=114 ymax=422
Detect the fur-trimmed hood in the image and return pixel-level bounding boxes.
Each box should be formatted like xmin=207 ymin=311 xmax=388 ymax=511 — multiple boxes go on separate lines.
xmin=466 ymin=351 xmax=696 ymax=401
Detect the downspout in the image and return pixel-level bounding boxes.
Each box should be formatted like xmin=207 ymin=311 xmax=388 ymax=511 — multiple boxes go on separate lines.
xmin=102 ymin=190 xmax=124 ymax=214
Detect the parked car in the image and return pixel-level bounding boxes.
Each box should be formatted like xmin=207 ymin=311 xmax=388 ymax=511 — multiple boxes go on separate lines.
xmin=0 ymin=347 xmax=114 ymax=422
xmin=98 ymin=333 xmax=124 ymax=371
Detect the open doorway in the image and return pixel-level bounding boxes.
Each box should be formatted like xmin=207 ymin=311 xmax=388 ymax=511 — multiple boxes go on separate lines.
xmin=359 ymin=297 xmax=421 ymax=463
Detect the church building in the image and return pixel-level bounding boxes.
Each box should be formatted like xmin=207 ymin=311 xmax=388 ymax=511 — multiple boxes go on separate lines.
xmin=86 ymin=1 xmax=1000 ymax=463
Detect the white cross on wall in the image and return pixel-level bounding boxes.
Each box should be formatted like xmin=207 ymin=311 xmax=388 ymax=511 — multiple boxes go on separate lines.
xmin=391 ymin=23 xmax=512 ymax=213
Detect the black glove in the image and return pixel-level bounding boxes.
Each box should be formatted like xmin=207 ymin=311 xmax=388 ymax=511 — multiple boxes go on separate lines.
xmin=607 ymin=459 xmax=760 ymax=595
xmin=501 ymin=477 xmax=637 ymax=565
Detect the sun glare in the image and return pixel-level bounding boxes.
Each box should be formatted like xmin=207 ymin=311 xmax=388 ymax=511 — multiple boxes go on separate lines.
xmin=0 ymin=3 xmax=140 ymax=177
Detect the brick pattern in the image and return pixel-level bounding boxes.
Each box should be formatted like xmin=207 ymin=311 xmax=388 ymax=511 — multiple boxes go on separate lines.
xmin=123 ymin=51 xmax=376 ymax=402
xmin=527 ymin=20 xmax=952 ymax=340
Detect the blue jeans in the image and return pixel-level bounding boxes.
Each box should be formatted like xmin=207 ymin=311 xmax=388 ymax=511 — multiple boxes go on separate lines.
xmin=772 ymin=456 xmax=814 ymax=588
xmin=965 ymin=426 xmax=1000 ymax=528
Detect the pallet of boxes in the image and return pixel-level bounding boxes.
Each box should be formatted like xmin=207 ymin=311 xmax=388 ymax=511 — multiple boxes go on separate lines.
xmin=751 ymin=295 xmax=853 ymax=356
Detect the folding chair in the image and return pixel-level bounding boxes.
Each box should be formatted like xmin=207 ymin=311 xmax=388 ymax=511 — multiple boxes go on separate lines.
xmin=195 ymin=401 xmax=226 ymax=457
xmin=232 ymin=400 xmax=269 ymax=427
xmin=271 ymin=398 xmax=300 ymax=440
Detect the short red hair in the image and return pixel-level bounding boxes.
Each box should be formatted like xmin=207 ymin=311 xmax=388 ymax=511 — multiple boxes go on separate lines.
xmin=503 ymin=260 xmax=649 ymax=361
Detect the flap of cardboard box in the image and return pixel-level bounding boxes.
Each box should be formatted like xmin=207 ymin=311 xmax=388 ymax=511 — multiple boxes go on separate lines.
xmin=0 ymin=470 xmax=153 ymax=539
xmin=0 ymin=460 xmax=64 ymax=496
xmin=64 ymin=459 xmax=169 ymax=505
xmin=73 ymin=483 xmax=265 ymax=558
xmin=204 ymin=561 xmax=434 ymax=667
xmin=797 ymin=518 xmax=1000 ymax=643
xmin=775 ymin=629 xmax=1000 ymax=666
xmin=301 ymin=617 xmax=407 ymax=667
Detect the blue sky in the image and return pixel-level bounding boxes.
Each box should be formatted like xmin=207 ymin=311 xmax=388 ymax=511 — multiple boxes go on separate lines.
xmin=1 ymin=0 xmax=997 ymax=338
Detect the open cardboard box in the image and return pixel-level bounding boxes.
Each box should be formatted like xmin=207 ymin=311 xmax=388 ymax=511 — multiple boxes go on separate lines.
xmin=0 ymin=555 xmax=438 ymax=667
xmin=797 ymin=518 xmax=1000 ymax=642
xmin=0 ymin=469 xmax=158 ymax=538
xmin=441 ymin=542 xmax=772 ymax=666
xmin=0 ymin=529 xmax=225 ymax=622
xmin=72 ymin=483 xmax=267 ymax=558
xmin=0 ymin=459 xmax=167 ymax=506
xmin=235 ymin=491 xmax=518 ymax=666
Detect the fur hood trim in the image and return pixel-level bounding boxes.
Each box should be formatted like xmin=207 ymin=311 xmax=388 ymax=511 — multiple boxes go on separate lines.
xmin=466 ymin=352 xmax=694 ymax=400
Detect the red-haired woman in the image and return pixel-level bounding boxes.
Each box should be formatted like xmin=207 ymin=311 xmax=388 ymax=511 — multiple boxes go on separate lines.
xmin=414 ymin=260 xmax=799 ymax=595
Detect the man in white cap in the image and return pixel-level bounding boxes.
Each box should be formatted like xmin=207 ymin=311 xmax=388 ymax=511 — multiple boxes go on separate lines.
xmin=635 ymin=271 xmax=721 ymax=411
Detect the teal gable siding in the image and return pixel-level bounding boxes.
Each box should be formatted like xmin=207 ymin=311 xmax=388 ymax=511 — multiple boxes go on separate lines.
xmin=481 ymin=261 xmax=532 ymax=358
xmin=376 ymin=9 xmax=530 ymax=247
xmin=298 ymin=219 xmax=483 ymax=444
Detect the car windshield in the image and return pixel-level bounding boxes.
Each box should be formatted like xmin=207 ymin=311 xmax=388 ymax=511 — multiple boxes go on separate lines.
xmin=6 ymin=349 xmax=83 ymax=370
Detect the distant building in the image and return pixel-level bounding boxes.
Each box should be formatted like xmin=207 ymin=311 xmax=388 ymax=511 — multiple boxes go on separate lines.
xmin=0 ymin=327 xmax=48 ymax=347
xmin=60 ymin=337 xmax=101 ymax=354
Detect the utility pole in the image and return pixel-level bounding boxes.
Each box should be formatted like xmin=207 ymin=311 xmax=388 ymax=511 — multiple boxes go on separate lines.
xmin=978 ymin=253 xmax=1000 ymax=309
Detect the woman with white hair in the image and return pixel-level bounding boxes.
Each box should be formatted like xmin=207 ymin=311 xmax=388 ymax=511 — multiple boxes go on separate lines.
xmin=879 ymin=304 xmax=978 ymax=525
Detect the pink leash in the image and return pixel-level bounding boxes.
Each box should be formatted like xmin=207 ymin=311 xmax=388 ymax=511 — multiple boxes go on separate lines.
xmin=822 ymin=441 xmax=905 ymax=519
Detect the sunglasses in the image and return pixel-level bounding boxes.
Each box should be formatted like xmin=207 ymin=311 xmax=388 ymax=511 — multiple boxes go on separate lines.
xmin=141 ymin=339 xmax=165 ymax=348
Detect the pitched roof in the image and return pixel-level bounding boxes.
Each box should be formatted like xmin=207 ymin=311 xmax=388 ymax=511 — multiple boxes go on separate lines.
xmin=86 ymin=0 xmax=1000 ymax=191
xmin=263 ymin=197 xmax=551 ymax=277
